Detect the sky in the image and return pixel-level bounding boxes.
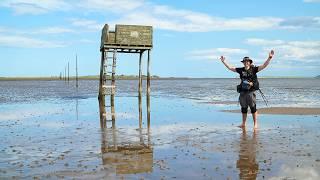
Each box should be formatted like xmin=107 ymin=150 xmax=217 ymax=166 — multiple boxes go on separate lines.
xmin=0 ymin=0 xmax=320 ymax=78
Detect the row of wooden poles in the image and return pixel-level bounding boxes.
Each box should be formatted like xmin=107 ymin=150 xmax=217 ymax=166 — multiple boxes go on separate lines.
xmin=59 ymin=54 xmax=79 ymax=88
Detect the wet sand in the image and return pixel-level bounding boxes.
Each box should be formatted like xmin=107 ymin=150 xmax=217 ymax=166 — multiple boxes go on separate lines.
xmin=1 ymin=96 xmax=320 ymax=179
xmin=223 ymin=107 xmax=320 ymax=115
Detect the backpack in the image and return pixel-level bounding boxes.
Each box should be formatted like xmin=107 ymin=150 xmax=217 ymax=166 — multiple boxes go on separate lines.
xmin=237 ymin=66 xmax=259 ymax=92
xmin=236 ymin=67 xmax=268 ymax=106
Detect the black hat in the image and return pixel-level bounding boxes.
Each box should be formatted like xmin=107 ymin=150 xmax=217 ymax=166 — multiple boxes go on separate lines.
xmin=241 ymin=57 xmax=253 ymax=64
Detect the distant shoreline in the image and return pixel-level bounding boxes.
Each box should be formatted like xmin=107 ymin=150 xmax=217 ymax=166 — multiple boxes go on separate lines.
xmin=0 ymin=76 xmax=318 ymax=81
xmin=0 ymin=76 xmax=190 ymax=81
xmin=0 ymin=75 xmax=158 ymax=81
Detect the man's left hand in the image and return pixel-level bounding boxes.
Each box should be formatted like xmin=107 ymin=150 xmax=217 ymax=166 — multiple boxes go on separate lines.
xmin=269 ymin=50 xmax=274 ymax=59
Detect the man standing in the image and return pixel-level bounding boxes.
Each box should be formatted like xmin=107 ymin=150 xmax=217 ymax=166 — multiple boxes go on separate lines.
xmin=220 ymin=50 xmax=274 ymax=129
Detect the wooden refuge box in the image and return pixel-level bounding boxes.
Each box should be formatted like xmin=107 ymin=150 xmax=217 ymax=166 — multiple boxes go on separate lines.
xmin=100 ymin=24 xmax=153 ymax=50
xmin=98 ymin=23 xmax=153 ymax=102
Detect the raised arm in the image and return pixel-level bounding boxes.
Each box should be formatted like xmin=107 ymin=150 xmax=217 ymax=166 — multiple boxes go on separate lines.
xmin=258 ymin=50 xmax=274 ymax=72
xmin=220 ymin=56 xmax=236 ymax=72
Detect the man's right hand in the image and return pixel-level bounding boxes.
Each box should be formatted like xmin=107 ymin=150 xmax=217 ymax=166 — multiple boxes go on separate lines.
xmin=220 ymin=56 xmax=225 ymax=62
xmin=220 ymin=55 xmax=236 ymax=72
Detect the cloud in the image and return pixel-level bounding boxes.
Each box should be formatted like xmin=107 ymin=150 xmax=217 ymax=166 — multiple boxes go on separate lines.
xmin=32 ymin=27 xmax=75 ymax=34
xmin=0 ymin=34 xmax=66 ymax=48
xmin=246 ymin=39 xmax=285 ymax=46
xmin=69 ymin=18 xmax=103 ymax=31
xmin=0 ymin=26 xmax=75 ymax=35
xmin=1 ymin=1 xmax=319 ymax=32
xmin=269 ymin=165 xmax=319 ymax=180
xmin=112 ymin=5 xmax=283 ymax=32
xmin=0 ymin=107 xmax=62 ymax=121
xmin=0 ymin=0 xmax=69 ymax=15
xmin=0 ymin=26 xmax=78 ymax=48
xmin=110 ymin=4 xmax=319 ymax=32
xmin=0 ymin=27 xmax=10 ymax=33
xmin=0 ymin=25 xmax=95 ymax=48
xmin=279 ymin=17 xmax=320 ymax=29
xmin=78 ymin=39 xmax=95 ymax=44
xmin=246 ymin=38 xmax=320 ymax=61
xmin=303 ymin=0 xmax=320 ymax=2
xmin=0 ymin=0 xmax=144 ymax=15
xmin=188 ymin=48 xmax=248 ymax=61
xmin=78 ymin=0 xmax=145 ymax=13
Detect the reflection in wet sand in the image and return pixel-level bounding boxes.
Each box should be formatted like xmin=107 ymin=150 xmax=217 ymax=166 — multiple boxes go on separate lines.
xmin=139 ymin=92 xmax=143 ymax=129
xmin=98 ymin=96 xmax=107 ymax=128
xmin=98 ymin=94 xmax=117 ymax=128
xmin=100 ymin=127 xmax=153 ymax=175
xmin=237 ymin=129 xmax=259 ymax=180
xmin=99 ymin=93 xmax=153 ymax=175
xmin=75 ymin=88 xmax=79 ymax=121
xmin=111 ymin=94 xmax=116 ymax=128
xmin=99 ymin=91 xmax=150 ymax=129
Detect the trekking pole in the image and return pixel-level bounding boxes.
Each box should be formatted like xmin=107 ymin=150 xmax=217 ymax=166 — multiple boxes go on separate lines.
xmin=258 ymin=89 xmax=269 ymax=107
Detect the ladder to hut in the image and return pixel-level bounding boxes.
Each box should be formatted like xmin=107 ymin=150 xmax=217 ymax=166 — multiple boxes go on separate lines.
xmin=98 ymin=24 xmax=153 ymax=128
xmin=101 ymin=49 xmax=117 ymax=95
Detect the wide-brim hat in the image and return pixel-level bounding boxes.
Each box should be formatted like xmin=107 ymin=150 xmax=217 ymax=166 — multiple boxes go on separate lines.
xmin=241 ymin=57 xmax=253 ymax=64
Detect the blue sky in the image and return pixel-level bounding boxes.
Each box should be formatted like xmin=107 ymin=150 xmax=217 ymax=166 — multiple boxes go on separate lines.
xmin=0 ymin=0 xmax=319 ymax=78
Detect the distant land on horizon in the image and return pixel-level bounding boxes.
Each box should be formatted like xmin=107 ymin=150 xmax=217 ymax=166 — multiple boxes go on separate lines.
xmin=0 ymin=75 xmax=319 ymax=81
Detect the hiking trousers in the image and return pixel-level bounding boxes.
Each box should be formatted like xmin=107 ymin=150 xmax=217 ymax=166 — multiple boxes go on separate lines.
xmin=239 ymin=91 xmax=257 ymax=113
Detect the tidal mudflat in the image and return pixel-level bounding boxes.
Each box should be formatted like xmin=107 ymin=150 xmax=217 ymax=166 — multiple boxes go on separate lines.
xmin=0 ymin=79 xmax=320 ymax=179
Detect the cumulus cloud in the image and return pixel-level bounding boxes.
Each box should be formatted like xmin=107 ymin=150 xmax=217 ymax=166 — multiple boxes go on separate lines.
xmin=112 ymin=5 xmax=283 ymax=32
xmin=188 ymin=48 xmax=248 ymax=61
xmin=246 ymin=38 xmax=320 ymax=61
xmin=108 ymin=4 xmax=319 ymax=32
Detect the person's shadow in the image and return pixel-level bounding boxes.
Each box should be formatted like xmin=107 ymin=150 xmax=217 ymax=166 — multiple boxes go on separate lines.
xmin=236 ymin=128 xmax=259 ymax=179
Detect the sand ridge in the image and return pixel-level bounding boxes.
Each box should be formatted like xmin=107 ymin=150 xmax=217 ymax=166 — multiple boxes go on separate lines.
xmin=223 ymin=107 xmax=320 ymax=115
